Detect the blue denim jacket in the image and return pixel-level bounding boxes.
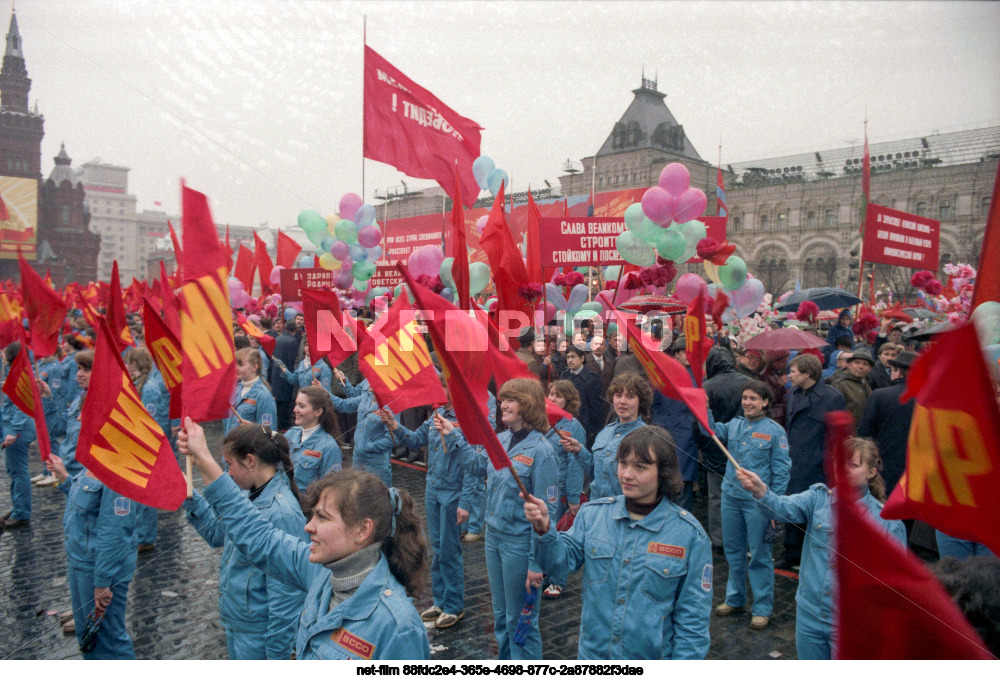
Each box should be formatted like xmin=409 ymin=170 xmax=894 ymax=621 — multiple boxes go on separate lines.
xmin=756 ymin=484 xmax=906 ymax=624
xmin=544 ymin=417 xmax=586 ymax=502
xmin=60 ymin=351 xmax=80 ymax=408
xmin=710 ymin=415 xmax=791 ymax=498
xmin=225 ymin=379 xmax=277 ymax=433
xmin=140 ymin=369 xmax=172 ymax=434
xmin=534 ymin=496 xmax=712 ymax=659
xmin=329 ymin=380 xmax=395 ymax=466
xmin=184 ymin=472 xmax=307 ymax=658
xmin=281 ymin=358 xmax=333 ymax=392
xmin=200 ymin=474 xmax=430 ymax=659
xmin=578 ymin=418 xmax=646 ymax=500
xmin=285 ymin=426 xmax=343 ymax=490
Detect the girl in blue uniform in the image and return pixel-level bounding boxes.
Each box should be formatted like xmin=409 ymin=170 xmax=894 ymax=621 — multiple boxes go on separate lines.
xmin=225 ymin=348 xmax=277 ymax=434
xmin=2 ymin=342 xmax=37 ymax=528
xmin=328 ymin=375 xmax=396 ymax=487
xmin=178 ymin=418 xmax=431 ymax=660
xmin=278 ymin=338 xmax=333 ymax=392
xmin=560 ymin=373 xmax=652 ymax=500
xmin=709 ymin=380 xmax=791 ymax=630
xmin=523 ymin=425 xmax=713 ymax=659
xmin=736 ymin=437 xmax=906 ymax=659
xmin=285 ymin=386 xmax=343 ymax=490
xmin=184 ymin=423 xmax=308 ymax=659
xmin=440 ymin=378 xmax=559 ymax=660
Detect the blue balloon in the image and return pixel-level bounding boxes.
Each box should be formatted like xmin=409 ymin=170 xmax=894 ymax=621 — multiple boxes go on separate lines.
xmin=487 ymin=168 xmax=509 ymax=196
xmin=297 ymin=255 xmax=313 ymax=268
xmin=320 ymin=236 xmax=335 ymax=253
xmin=473 ymin=156 xmax=495 ymax=191
xmin=355 ymin=203 xmax=376 ymax=228
xmin=365 ymin=245 xmax=383 ymax=263
xmin=440 ymin=288 xmax=454 ymax=302
xmin=349 ymin=243 xmax=366 ymax=263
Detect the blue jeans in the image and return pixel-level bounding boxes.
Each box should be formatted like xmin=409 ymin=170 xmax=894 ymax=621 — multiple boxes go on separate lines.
xmin=4 ymin=436 xmax=32 ymax=520
xmin=936 ymin=530 xmax=995 ymax=560
xmin=226 ymin=628 xmax=267 ymax=660
xmin=795 ymin=607 xmax=831 ymax=660
xmin=484 ymin=529 xmax=542 ymax=660
xmin=68 ymin=568 xmax=135 ymax=659
xmin=721 ymin=492 xmax=774 ymax=616
xmin=426 ymin=486 xmax=465 ymax=615
xmin=465 ymin=480 xmax=486 ymax=535
xmin=135 ymin=503 xmax=159 ymax=545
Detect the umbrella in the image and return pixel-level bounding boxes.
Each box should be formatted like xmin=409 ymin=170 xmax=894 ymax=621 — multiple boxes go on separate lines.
xmin=618 ymin=295 xmax=687 ymax=316
xmin=776 ymin=287 xmax=862 ymax=312
xmin=904 ymin=321 xmax=956 ymax=342
xmin=902 ymin=307 xmax=938 ymax=320
xmin=745 ymin=328 xmax=829 ymax=351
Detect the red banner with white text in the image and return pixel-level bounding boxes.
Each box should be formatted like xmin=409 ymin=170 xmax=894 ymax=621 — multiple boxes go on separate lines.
xmin=862 ymin=203 xmax=940 ymax=270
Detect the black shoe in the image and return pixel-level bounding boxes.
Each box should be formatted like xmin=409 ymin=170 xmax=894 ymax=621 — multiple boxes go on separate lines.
xmin=392 ymin=449 xmax=407 ymax=460
xmin=2 ymin=517 xmax=29 ymax=529
xmin=774 ymin=556 xmax=799 ymax=570
xmin=405 ymin=451 xmax=422 ymax=464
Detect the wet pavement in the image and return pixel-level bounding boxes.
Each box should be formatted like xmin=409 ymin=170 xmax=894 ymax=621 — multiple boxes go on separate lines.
xmin=1 ymin=422 xmax=799 ymax=660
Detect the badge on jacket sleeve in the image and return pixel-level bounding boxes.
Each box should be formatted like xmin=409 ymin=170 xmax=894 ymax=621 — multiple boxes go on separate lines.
xmin=779 ymin=435 xmax=789 ymax=450
xmin=330 ymin=628 xmax=375 ymax=659
xmin=261 ymin=413 xmax=272 ymax=427
xmin=546 ymin=485 xmax=558 ymax=504
xmin=114 ymin=497 xmax=131 ymax=516
xmin=702 ymin=564 xmax=713 ymax=591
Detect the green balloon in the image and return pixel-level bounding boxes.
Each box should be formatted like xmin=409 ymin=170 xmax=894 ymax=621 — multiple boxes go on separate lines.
xmin=624 ymin=203 xmax=646 ymax=232
xmin=353 ymin=278 xmax=370 ymax=292
xmin=616 ymin=231 xmax=656 ymax=266
xmin=439 ymin=257 xmax=455 ymax=289
xmin=676 ymin=219 xmax=707 ymax=243
xmin=334 ymin=219 xmax=359 ymax=243
xmin=635 ymin=217 xmax=662 ymax=243
xmin=719 ymin=256 xmax=748 ymax=290
xmin=305 ymin=228 xmax=328 ymax=247
xmin=469 ymin=262 xmax=491 ymax=296
xmin=353 ymin=261 xmax=376 ymax=281
xmin=298 ymin=209 xmax=327 ymax=232
xmin=654 ymin=228 xmax=687 ymax=261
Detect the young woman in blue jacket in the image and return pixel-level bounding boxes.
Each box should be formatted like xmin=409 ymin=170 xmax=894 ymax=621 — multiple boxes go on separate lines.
xmin=184 ymin=423 xmax=308 ymax=659
xmin=225 ymin=348 xmax=277 ymax=434
xmin=523 ymin=425 xmax=713 ymax=659
xmin=735 ymin=436 xmax=906 ymax=659
xmin=277 ymin=338 xmax=333 ymax=392
xmin=328 ymin=375 xmax=395 ymax=487
xmin=285 ymin=386 xmax=343 ymax=490
xmin=2 ymin=342 xmax=37 ymax=528
xmin=178 ymin=418 xmax=431 ymax=660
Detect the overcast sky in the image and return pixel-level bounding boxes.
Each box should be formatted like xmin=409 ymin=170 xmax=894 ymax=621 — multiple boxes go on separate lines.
xmin=16 ymin=1 xmax=1000 ymax=229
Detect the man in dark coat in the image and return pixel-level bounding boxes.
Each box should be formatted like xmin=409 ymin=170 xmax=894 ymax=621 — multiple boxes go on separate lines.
xmin=649 ymin=336 xmax=700 ymax=511
xmin=857 ymin=351 xmax=917 ymax=496
xmin=270 ymin=310 xmax=301 ymax=430
xmin=562 ymin=345 xmax=603 ymax=447
xmin=585 ymin=335 xmax=616 ymax=424
xmin=867 ymin=342 xmax=899 ymax=391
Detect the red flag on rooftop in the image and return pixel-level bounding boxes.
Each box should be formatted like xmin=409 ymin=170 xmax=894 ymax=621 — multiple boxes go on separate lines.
xmin=177 ymin=184 xmax=236 ymax=422
xmin=254 ymin=231 xmax=274 ymax=295
xmin=142 ymin=297 xmax=183 ymax=420
xmin=827 ymin=411 xmax=992 ymax=659
xmin=107 ymin=260 xmax=137 ymax=352
xmin=859 ymin=132 xmax=871 ymax=234
xmin=236 ymin=311 xmax=275 ymax=356
xmin=301 ymin=288 xmax=357 ymax=368
xmin=76 ymin=317 xmax=187 ymax=511
xmin=2 ymin=328 xmax=52 ymax=461
xmin=277 ymin=230 xmax=302 ymax=270
xmin=881 ymin=323 xmax=1000 ymax=555
xmin=18 ymin=253 xmax=67 ymax=358
xmin=449 ymin=163 xmax=471 ymax=310
xmin=971 ymin=164 xmax=1000 ymax=308
xmin=363 ymin=45 xmax=481 ymax=207
xmin=400 ymin=263 xmax=511 ymax=470
xmin=480 ymin=182 xmax=531 ymax=316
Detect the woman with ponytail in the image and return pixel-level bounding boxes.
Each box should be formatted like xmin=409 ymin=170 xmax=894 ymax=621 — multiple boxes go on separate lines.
xmin=182 ymin=423 xmax=308 ymax=659
xmin=178 ymin=418 xmax=431 ymax=660
xmin=285 ymin=386 xmax=343 ymax=490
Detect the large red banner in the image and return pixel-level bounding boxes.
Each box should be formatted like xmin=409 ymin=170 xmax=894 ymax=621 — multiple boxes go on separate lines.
xmin=279 ymin=267 xmax=336 ymax=302
xmin=862 ymin=203 xmax=940 ymax=270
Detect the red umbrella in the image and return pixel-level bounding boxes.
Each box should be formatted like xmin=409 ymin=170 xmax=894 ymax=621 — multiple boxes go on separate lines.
xmin=744 ymin=328 xmax=828 ymax=351
xmin=618 ymin=294 xmax=687 ymax=316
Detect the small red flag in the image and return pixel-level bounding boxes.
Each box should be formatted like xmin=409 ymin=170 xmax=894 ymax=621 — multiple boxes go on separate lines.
xmin=829 ymin=411 xmax=992 ymax=659
xmin=158 ymin=260 xmax=181 ymax=337
xmin=480 ymin=182 xmax=531 ymax=316
xmin=971 ymin=164 xmax=1000 ymax=308
xmin=168 ymin=220 xmax=183 ymax=283
xmin=0 ymin=290 xmax=20 ymax=346
xmin=684 ymin=291 xmax=713 ymax=387
xmin=2 ymin=328 xmax=53 ymax=461
xmin=107 ymin=261 xmax=137 ymax=352
xmin=18 ymin=253 xmax=67 ymax=358
xmin=236 ymin=311 xmax=276 ymax=356
xmin=254 ymin=230 xmax=274 ymax=294
xmin=0 ymin=192 xmax=10 ymax=221
xmin=76 ymin=317 xmax=187 ymax=510
xmin=276 ymin=230 xmax=302 ymax=270
xmin=233 ymin=244 xmax=256 ymax=293
xmin=449 ymin=164 xmax=470 ymax=310
xmin=525 ymin=189 xmax=544 ymax=285
xmin=881 ymin=323 xmax=1000 ymax=554
xmin=142 ymin=297 xmax=183 ymax=420
xmin=301 ymin=288 xmax=357 ymax=368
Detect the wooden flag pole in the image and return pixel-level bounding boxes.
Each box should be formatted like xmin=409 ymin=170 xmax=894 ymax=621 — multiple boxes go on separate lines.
xmin=507 ymin=465 xmax=530 ymax=501
xmin=186 ymin=456 xmax=194 ymax=499
xmin=711 ymin=434 xmax=741 ymax=471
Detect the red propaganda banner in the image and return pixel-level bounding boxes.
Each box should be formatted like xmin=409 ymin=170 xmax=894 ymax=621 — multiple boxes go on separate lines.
xmin=373 ymin=213 xmax=446 ymax=289
xmin=279 ymin=267 xmax=336 ymax=302
xmin=2 ymin=332 xmax=52 ymax=461
xmin=862 ymin=203 xmax=940 ymax=270
xmin=77 ymin=318 xmax=187 ymax=511
xmin=142 ymin=298 xmax=183 ymax=419
xmin=363 ymin=46 xmax=482 ymax=207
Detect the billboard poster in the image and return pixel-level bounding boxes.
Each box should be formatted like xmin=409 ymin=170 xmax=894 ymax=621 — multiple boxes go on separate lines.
xmin=862 ymin=203 xmax=940 ymax=270
xmin=0 ymin=176 xmax=38 ymax=260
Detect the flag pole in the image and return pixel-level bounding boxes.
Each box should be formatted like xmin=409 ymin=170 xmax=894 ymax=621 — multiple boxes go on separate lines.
xmin=361 ymin=15 xmax=367 ymax=202
xmin=855 ymin=114 xmax=868 ymax=306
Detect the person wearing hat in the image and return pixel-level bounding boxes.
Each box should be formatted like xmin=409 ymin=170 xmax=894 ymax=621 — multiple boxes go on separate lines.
xmin=824 ymin=310 xmax=854 ymax=365
xmin=857 ymin=351 xmax=917 ymax=497
xmin=270 ymin=309 xmax=301 ymax=430
xmin=830 ymin=348 xmax=874 ymax=423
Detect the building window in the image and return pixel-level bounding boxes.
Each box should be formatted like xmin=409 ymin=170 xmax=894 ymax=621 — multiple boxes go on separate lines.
xmin=983 ymin=196 xmax=991 ymax=216
xmin=61 ymin=206 xmax=70 ymax=225
xmin=806 ymin=211 xmax=815 ymax=228
xmin=825 ymin=209 xmax=835 ymax=227
xmin=777 ymin=211 xmax=787 ymax=229
xmin=733 ymin=216 xmax=741 ymax=232
xmin=759 ymin=215 xmax=769 ymax=230
xmin=916 ymin=201 xmax=927 ymax=217
xmin=938 ymin=200 xmax=951 ymax=220
xmin=598 ymin=177 xmax=603 ymax=187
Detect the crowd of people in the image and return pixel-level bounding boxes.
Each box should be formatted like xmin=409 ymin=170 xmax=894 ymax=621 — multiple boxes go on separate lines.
xmin=1 ymin=304 xmax=998 ymax=661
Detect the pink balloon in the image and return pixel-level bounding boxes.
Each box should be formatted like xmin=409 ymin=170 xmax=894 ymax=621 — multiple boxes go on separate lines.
xmin=339 ymin=193 xmax=363 ymax=222
xmin=542 ymin=302 xmax=556 ymax=324
xmin=227 ymin=278 xmax=243 ymax=295
xmin=658 ymin=163 xmax=690 ymax=195
xmin=674 ymin=273 xmax=708 ymax=305
xmin=474 ymin=215 xmax=489 ymax=238
xmin=410 ymin=245 xmax=444 ymax=277
xmin=674 ymin=188 xmax=707 ymax=223
xmin=334 ymin=269 xmax=354 ymax=289
xmin=641 ymin=187 xmax=677 ymax=226
xmin=357 ymin=224 xmax=383 ymax=248
xmin=286 ymin=301 xmax=303 ymax=313
xmin=231 ymin=290 xmax=250 ymax=308
xmin=331 ymin=241 xmax=351 ymax=261
xmin=269 ymin=265 xmax=285 ymax=285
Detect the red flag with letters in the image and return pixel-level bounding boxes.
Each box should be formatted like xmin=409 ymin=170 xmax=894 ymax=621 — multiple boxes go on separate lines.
xmin=277 ymin=230 xmax=302 ymax=270
xmin=2 ymin=328 xmax=52 ymax=461
xmin=0 ymin=290 xmax=20 ymax=346
xmin=356 ymin=293 xmax=446 ymax=412
xmin=684 ymin=291 xmax=713 ymax=387
xmin=142 ymin=298 xmax=183 ymax=419
xmin=881 ymin=323 xmax=1000 ymax=554
xmin=18 ymin=253 xmax=67 ymax=358
xmin=76 ymin=317 xmax=186 ymax=510
xmin=254 ymin=231 xmax=274 ymax=295
xmin=301 ymin=288 xmax=357 ymax=367
xmin=177 ymin=184 xmax=236 ymax=422
xmin=107 ymin=260 xmax=137 ymax=352
xmin=236 ymin=311 xmax=275 ymax=356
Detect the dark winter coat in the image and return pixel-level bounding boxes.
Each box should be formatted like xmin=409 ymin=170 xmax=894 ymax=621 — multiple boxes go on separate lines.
xmin=562 ymin=367 xmax=604 ymax=447
xmin=270 ymin=329 xmax=300 ymax=402
xmin=857 ymin=378 xmax=914 ymax=496
xmin=786 ymin=380 xmax=846 ymax=494
xmin=700 ymin=348 xmax=751 ymax=476
xmin=649 ymin=365 xmax=700 ymax=482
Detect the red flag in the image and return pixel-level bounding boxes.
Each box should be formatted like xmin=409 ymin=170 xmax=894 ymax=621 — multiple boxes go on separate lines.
xmin=684 ymin=291 xmax=713 ymax=387
xmin=236 ymin=311 xmax=276 ymax=356
xmin=233 ymin=244 xmax=256 ymax=293
xmin=356 ymin=293 xmax=446 ymax=412
xmin=18 ymin=253 xmax=67 ymax=357
xmin=716 ymin=166 xmax=728 ymax=217
xmin=363 ymin=45 xmax=482 ymax=207
xmin=449 ymin=164 xmax=470 ymax=310
xmin=615 ymin=308 xmax=710 ymax=431
xmin=301 ymin=288 xmax=357 ymax=367
xmin=881 ymin=323 xmax=1000 ymax=554
xmin=828 ymin=411 xmax=992 ymax=659
xmin=0 ymin=191 xmax=9 ymax=221
xmin=525 ymin=190 xmax=544 ymax=285
xmin=476 ymin=307 xmax=536 ymax=388
xmin=480 ymin=182 xmax=531 ymax=315
xmin=545 ymin=399 xmax=573 ymax=428
xmin=276 ymin=230 xmax=302 ymax=270
xmin=168 ymin=220 xmax=183 ymax=283
xmin=0 ymin=290 xmax=20 ymax=346
xmin=177 ymin=184 xmax=236 ymax=422
xmin=224 ymin=224 xmax=232 ymax=274
xmin=142 ymin=297 xmax=183 ymax=420
xmin=158 ymin=260 xmax=181 ymax=337
xmin=400 ymin=263 xmax=511 ymax=470
xmin=859 ymin=133 xmax=871 ymax=234
xmin=76 ymin=317 xmax=187 ymax=511
xmin=971 ymin=164 xmax=1000 ymax=308
xmin=2 ymin=329 xmax=53 ymax=460
xmin=254 ymin=230 xmax=274 ymax=294
xmin=107 ymin=261 xmax=137 ymax=352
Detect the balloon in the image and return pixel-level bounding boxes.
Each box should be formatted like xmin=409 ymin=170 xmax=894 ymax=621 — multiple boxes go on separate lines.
xmin=339 ymin=257 xmax=353 ymax=274
xmin=338 ymin=193 xmax=363 ymax=222
xmin=269 ymin=265 xmax=285 ymax=285
xmin=355 ymin=203 xmax=376 ymax=228
xmin=641 ymin=186 xmax=677 ymax=226
xmin=675 ymin=219 xmax=707 ymax=242
xmin=654 ymin=228 xmax=688 ymax=261
xmin=318 ymin=252 xmax=337 ymax=270
xmin=732 ymin=277 xmax=766 ymax=317
xmin=353 ymin=261 xmax=376 ymax=281
xmin=623 ymin=203 xmax=646 ymax=232
xmin=674 ymin=188 xmax=708 ymax=223
xmin=410 ymin=245 xmax=445 ymax=278
xmin=227 ymin=278 xmax=243 ymax=295
xmin=541 ymin=301 xmax=556 ymax=324
xmin=357 ymin=224 xmax=383 ymax=248
xmin=440 ymin=288 xmax=454 ymax=302
xmin=320 ymin=236 xmax=336 ymax=253
xmin=674 ymin=273 xmax=708 ymax=304
xmin=635 ymin=217 xmax=663 ymax=243
xmin=297 ymin=209 xmax=327 ymax=232
xmin=468 ymin=262 xmax=491 ymax=295
xmin=353 ymin=278 xmax=370 ymax=293
xmin=474 ymin=215 xmax=489 ymax=238
xmin=395 ymin=283 xmax=415 ymax=303
xmin=305 ymin=228 xmax=327 ymax=247
xmin=334 ymin=219 xmax=359 ymax=243
xmin=298 ymin=254 xmax=314 ymax=268
xmin=658 ymin=163 xmax=691 ymax=195
xmin=604 ymin=265 xmax=622 ymax=281
xmin=325 ymin=214 xmax=340 ymax=236
xmin=364 ymin=246 xmax=382 ymax=263
xmin=472 ymin=156 xmax=495 ymax=190
xmin=487 ymin=168 xmax=508 ymax=196
xmin=439 ymin=257 xmax=455 ymax=289
xmin=719 ymin=256 xmax=748 ymax=291
xmin=329 ymin=257 xmax=343 ymax=271
xmin=333 ymin=269 xmax=354 ymax=289
xmin=616 ymin=231 xmax=657 ymax=266
xmin=349 ymin=243 xmax=367 ymax=263
xmin=972 ymin=301 xmax=1000 ymax=345
xmin=331 ymin=241 xmax=350 ymax=261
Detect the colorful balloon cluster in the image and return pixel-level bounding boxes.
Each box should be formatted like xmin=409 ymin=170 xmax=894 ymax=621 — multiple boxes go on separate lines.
xmin=297 ymin=192 xmax=383 ymax=294
xmin=472 ymin=155 xmax=508 ymax=196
